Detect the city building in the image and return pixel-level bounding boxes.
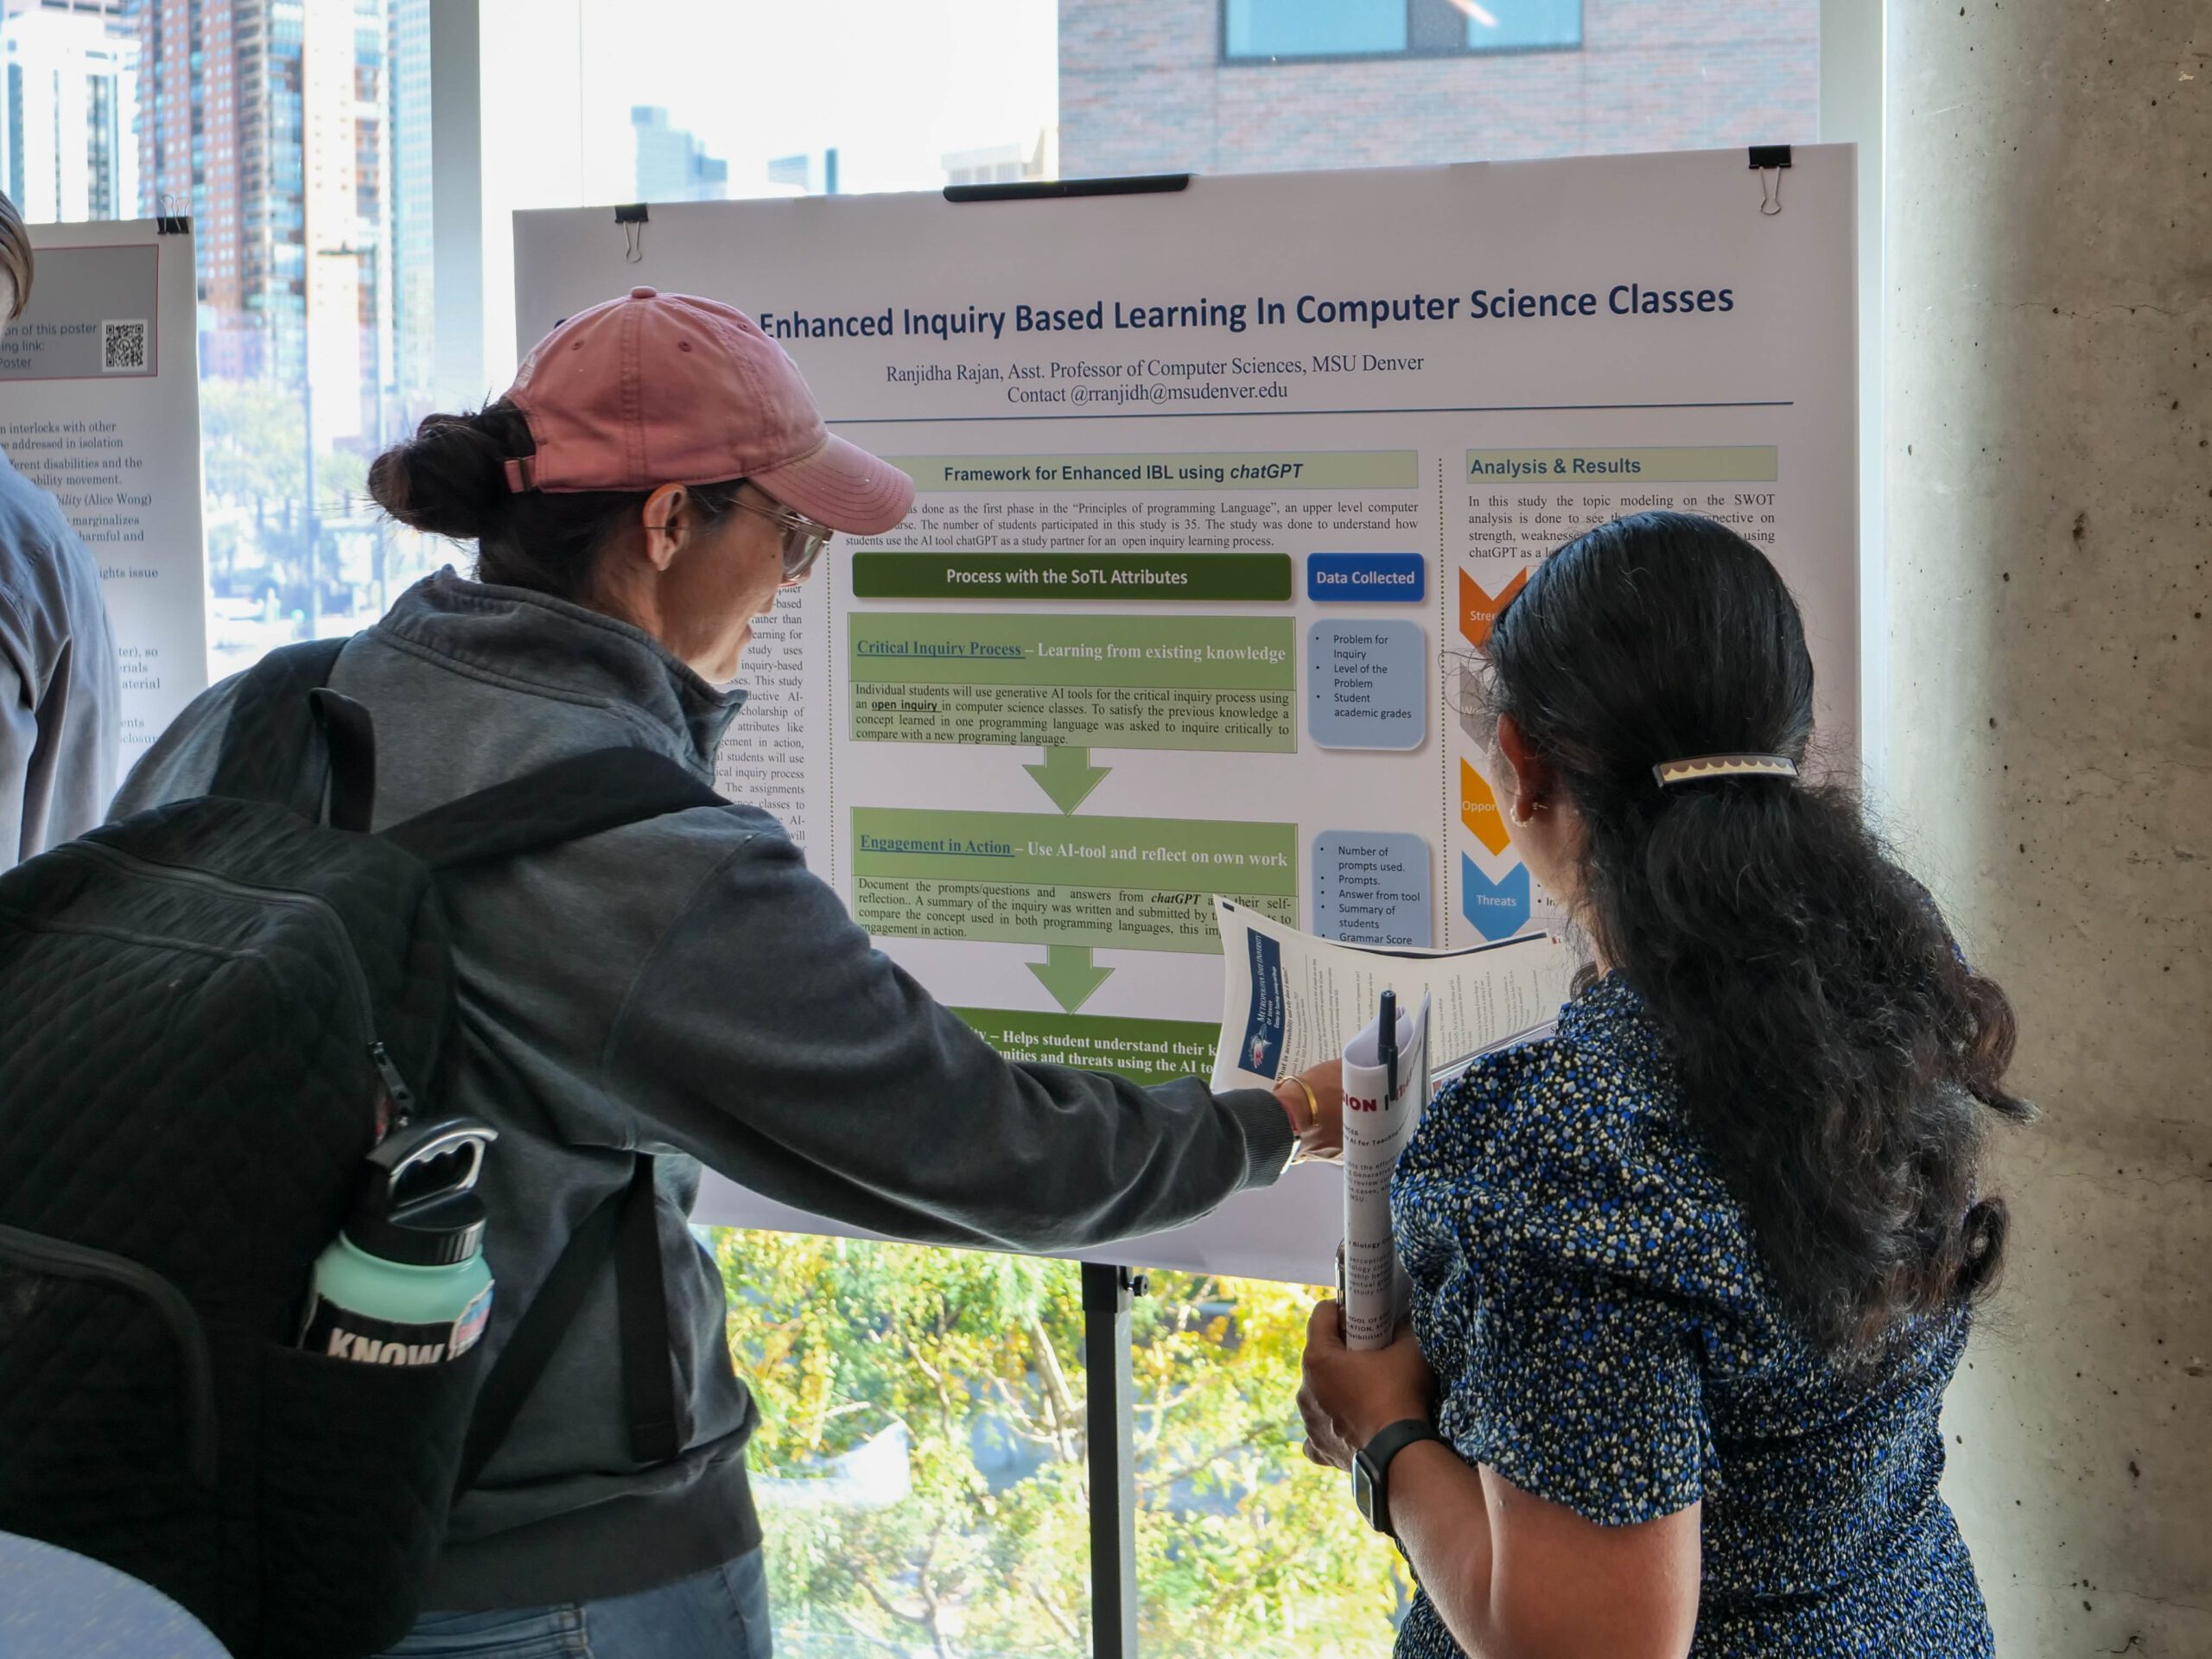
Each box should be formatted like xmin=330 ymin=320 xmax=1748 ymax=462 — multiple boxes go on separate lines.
xmin=137 ymin=0 xmax=403 ymax=453
xmin=141 ymin=0 xmax=274 ymax=380
xmin=1060 ymin=0 xmax=1818 ymax=175
xmin=764 ymin=148 xmax=837 ymax=196
xmin=0 ymin=0 xmax=137 ymax=222
xmin=632 ymin=105 xmax=728 ymax=202
xmin=296 ymin=0 xmax=390 ymax=453
xmin=941 ymin=129 xmax=1058 ymax=189
xmin=386 ymin=0 xmax=432 ymax=428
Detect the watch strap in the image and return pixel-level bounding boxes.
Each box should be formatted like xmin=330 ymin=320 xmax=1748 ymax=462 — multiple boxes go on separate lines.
xmin=1357 ymin=1417 xmax=1447 ymax=1538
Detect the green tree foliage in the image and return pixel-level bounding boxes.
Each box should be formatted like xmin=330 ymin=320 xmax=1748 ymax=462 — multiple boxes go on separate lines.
xmin=197 ymin=378 xmax=378 ymax=603
xmin=717 ymin=1230 xmax=1412 ymax=1658
xmin=200 ymin=379 xmax=305 ymax=508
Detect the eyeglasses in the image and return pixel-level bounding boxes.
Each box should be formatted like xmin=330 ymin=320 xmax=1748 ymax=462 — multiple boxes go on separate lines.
xmin=732 ymin=490 xmax=836 ymax=586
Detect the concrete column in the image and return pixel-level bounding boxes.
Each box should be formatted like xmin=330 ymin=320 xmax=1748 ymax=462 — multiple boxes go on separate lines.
xmin=1885 ymin=3 xmax=2210 ymax=1654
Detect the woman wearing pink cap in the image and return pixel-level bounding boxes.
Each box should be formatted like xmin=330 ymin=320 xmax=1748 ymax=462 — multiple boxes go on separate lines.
xmin=117 ymin=288 xmax=1343 ymax=1657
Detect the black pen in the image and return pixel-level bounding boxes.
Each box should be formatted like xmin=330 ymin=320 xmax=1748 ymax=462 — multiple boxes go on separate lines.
xmin=1378 ymin=988 xmax=1398 ymax=1103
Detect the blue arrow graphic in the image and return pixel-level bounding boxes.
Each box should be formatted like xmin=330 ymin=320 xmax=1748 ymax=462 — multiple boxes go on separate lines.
xmin=1460 ymin=855 xmax=1530 ymax=942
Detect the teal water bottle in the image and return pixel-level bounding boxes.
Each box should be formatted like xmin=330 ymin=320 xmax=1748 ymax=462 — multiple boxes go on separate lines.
xmin=300 ymin=1118 xmax=499 ymax=1367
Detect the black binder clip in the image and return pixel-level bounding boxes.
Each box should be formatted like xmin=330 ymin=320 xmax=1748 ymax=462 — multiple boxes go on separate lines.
xmin=1748 ymin=145 xmax=1792 ymax=217
xmin=614 ymin=203 xmax=649 ymax=264
xmin=156 ymin=191 xmax=189 ymax=236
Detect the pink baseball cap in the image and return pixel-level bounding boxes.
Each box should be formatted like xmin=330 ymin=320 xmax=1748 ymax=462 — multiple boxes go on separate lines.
xmin=499 ymin=286 xmax=914 ymax=535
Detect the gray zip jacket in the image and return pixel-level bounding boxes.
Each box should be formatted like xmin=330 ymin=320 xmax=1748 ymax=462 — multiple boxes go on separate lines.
xmin=113 ymin=570 xmax=1294 ymax=1611
xmin=1 ymin=450 xmax=118 ymax=868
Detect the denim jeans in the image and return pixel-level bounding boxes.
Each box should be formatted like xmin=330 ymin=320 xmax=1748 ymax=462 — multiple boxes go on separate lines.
xmin=379 ymin=1549 xmax=772 ymax=1658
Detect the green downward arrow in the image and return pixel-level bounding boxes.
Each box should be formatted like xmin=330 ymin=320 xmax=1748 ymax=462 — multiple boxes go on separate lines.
xmin=1023 ymin=745 xmax=1111 ymax=815
xmin=1029 ymin=944 xmax=1114 ymax=1014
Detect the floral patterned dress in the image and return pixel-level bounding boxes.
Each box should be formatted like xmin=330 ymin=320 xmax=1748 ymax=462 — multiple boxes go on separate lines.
xmin=1390 ymin=976 xmax=1994 ymax=1657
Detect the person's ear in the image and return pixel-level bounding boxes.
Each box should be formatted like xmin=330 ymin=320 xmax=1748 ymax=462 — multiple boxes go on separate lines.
xmin=640 ymin=484 xmax=690 ymax=573
xmin=1494 ymin=713 xmax=1559 ymax=824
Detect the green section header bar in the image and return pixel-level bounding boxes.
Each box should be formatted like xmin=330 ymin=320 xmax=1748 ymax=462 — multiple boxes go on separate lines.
xmin=851 ymin=614 xmax=1295 ymax=689
xmin=852 ymin=808 xmax=1297 ymax=895
xmin=893 ymin=452 xmax=1418 ymax=490
xmin=1466 ymin=446 xmax=1777 ymax=483
xmin=851 ymin=550 xmax=1292 ymax=601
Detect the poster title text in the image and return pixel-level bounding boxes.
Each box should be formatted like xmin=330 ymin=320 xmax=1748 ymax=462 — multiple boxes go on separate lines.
xmin=758 ymin=284 xmax=1738 ymax=343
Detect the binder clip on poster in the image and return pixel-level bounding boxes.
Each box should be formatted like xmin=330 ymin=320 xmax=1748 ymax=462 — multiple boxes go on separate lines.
xmin=615 ymin=203 xmax=649 ymax=264
xmin=1749 ymin=145 xmax=1792 ymax=216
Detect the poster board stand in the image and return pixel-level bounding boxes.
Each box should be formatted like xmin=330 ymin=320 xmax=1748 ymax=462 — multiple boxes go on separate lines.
xmin=1082 ymin=1262 xmax=1141 ymax=1659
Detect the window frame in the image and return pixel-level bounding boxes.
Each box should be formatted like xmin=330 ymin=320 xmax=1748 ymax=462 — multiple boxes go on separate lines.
xmin=1217 ymin=0 xmax=1586 ymax=67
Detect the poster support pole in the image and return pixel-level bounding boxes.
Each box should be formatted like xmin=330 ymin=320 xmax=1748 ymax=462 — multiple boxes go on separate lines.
xmin=1082 ymin=1262 xmax=1144 ymax=1659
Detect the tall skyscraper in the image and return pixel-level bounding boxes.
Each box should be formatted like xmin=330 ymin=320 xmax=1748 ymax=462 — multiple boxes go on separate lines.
xmin=632 ymin=105 xmax=728 ymax=203
xmin=386 ymin=0 xmax=431 ymax=429
xmin=0 ymin=0 xmax=138 ymax=222
xmin=138 ymin=0 xmax=391 ymax=452
xmin=298 ymin=0 xmax=383 ymax=451
xmin=141 ymin=0 xmax=267 ymax=380
xmin=765 ymin=148 xmax=838 ymax=197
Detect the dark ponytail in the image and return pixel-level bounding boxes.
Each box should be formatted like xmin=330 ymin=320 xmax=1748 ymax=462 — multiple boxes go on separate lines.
xmin=366 ymin=400 xmax=743 ymax=602
xmin=1486 ymin=512 xmax=2030 ymax=1357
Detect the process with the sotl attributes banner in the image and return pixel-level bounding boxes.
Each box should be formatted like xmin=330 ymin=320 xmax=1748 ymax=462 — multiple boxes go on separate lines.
xmin=515 ymin=145 xmax=1859 ymax=1285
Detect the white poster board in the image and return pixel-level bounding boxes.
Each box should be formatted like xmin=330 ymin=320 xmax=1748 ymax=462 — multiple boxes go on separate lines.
xmin=0 ymin=219 xmax=207 ymax=759
xmin=515 ymin=148 xmax=1857 ymax=1285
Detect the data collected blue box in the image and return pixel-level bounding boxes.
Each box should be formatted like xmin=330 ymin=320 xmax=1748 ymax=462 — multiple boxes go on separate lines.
xmin=1306 ymin=553 xmax=1427 ymax=604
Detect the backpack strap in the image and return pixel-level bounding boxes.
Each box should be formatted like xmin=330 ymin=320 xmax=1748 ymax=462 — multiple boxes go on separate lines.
xmin=614 ymin=1154 xmax=682 ymax=1465
xmin=380 ymin=747 xmax=725 ymax=871
xmin=453 ymin=1160 xmax=652 ymax=1493
xmin=454 ymin=1158 xmax=677 ymax=1492
xmin=306 ymin=689 xmax=377 ymax=834
xmin=207 ymin=637 xmax=380 ymax=833
xmin=404 ymin=751 xmax=722 ymax=1493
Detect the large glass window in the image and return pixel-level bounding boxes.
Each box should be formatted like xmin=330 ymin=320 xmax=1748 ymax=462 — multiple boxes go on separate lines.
xmin=1223 ymin=0 xmax=1583 ymax=63
xmin=1224 ymin=0 xmax=1408 ymax=60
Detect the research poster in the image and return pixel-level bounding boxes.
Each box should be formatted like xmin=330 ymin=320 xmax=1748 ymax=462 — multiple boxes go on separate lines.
xmin=0 ymin=219 xmax=207 ymax=757
xmin=515 ymin=147 xmax=1857 ymax=1284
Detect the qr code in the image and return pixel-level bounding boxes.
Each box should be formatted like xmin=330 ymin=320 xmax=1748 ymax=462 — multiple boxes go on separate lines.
xmin=101 ymin=320 xmax=148 ymax=373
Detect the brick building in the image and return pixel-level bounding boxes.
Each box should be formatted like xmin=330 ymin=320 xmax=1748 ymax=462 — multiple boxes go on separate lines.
xmin=1059 ymin=0 xmax=1819 ymax=178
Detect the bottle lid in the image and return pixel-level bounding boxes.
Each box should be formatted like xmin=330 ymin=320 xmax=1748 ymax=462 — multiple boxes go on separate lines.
xmin=345 ymin=1117 xmax=499 ymax=1268
xmin=346 ymin=1188 xmax=487 ymax=1267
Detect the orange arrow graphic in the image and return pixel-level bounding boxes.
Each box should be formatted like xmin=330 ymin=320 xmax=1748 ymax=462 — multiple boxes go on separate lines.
xmin=1459 ymin=759 xmax=1510 ymax=856
xmin=1458 ymin=567 xmax=1528 ymax=651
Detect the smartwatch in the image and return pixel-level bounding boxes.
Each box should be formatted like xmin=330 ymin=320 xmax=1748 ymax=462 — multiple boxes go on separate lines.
xmin=1351 ymin=1418 xmax=1447 ymax=1539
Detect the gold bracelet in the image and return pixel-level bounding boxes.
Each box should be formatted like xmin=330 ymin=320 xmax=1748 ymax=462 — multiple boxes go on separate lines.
xmin=1274 ymin=1071 xmax=1319 ymax=1131
xmin=1275 ymin=1073 xmax=1322 ymax=1169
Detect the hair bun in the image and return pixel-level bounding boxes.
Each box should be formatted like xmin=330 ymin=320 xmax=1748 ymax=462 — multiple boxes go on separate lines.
xmin=368 ymin=404 xmax=531 ymax=540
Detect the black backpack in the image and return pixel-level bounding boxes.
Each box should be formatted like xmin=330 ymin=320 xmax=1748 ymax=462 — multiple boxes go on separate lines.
xmin=0 ymin=639 xmax=724 ymax=1657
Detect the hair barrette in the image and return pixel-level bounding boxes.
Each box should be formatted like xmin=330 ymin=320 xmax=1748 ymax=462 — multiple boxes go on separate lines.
xmin=1652 ymin=753 xmax=1800 ymax=787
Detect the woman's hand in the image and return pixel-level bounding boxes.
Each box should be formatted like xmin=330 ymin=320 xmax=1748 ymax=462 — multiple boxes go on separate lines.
xmin=1274 ymin=1060 xmax=1344 ymax=1161
xmin=1297 ymin=1300 xmax=1436 ymax=1470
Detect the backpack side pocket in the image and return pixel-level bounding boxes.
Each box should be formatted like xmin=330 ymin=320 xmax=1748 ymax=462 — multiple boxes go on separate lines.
xmin=255 ymin=1338 xmax=484 ymax=1659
